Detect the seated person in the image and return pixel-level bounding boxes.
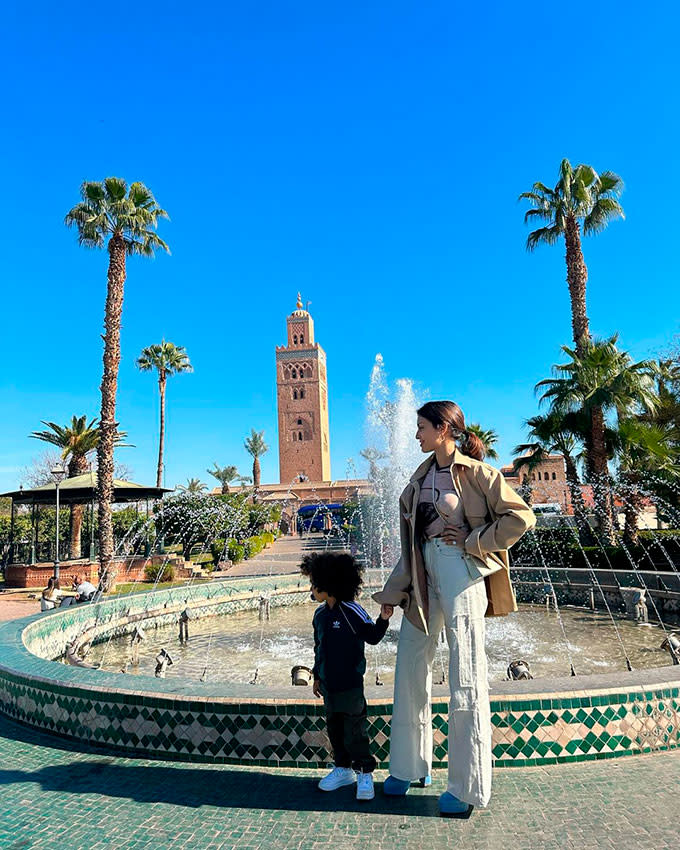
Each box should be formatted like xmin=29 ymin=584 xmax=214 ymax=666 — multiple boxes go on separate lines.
xmin=40 ymin=577 xmax=63 ymax=611
xmin=60 ymin=574 xmax=97 ymax=606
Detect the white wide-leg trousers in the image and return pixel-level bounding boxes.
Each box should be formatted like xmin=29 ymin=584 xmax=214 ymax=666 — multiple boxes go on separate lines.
xmin=389 ymin=538 xmax=492 ymax=807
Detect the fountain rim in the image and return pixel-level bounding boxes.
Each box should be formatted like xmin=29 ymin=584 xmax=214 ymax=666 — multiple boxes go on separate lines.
xmin=3 ymin=576 xmax=680 ymax=704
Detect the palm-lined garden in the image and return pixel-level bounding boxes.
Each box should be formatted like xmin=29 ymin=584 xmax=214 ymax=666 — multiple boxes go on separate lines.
xmin=4 ymin=158 xmax=679 ymax=589
xmin=517 ymin=159 xmax=680 ymax=549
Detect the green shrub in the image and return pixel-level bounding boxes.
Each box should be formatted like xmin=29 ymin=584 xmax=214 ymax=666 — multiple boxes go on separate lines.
xmin=210 ymin=538 xmax=226 ymax=566
xmin=227 ymin=540 xmax=245 ymax=563
xmin=144 ymin=562 xmax=175 ymax=583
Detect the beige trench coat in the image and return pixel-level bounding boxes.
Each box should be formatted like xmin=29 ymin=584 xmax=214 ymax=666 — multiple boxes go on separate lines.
xmin=372 ymin=449 xmax=536 ymax=634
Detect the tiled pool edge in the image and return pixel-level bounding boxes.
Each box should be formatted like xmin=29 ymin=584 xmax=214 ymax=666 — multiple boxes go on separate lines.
xmin=0 ymin=575 xmax=678 ymax=768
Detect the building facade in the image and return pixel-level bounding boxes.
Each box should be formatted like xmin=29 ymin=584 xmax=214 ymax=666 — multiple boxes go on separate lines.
xmin=275 ymin=296 xmax=331 ymax=485
xmin=501 ymin=453 xmax=572 ymax=511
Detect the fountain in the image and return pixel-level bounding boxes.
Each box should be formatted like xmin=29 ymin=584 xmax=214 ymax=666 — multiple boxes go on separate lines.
xmin=0 ymin=356 xmax=679 ymax=769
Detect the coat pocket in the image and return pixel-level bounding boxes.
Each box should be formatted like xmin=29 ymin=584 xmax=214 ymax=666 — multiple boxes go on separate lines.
xmin=463 ymin=550 xmax=503 ymax=580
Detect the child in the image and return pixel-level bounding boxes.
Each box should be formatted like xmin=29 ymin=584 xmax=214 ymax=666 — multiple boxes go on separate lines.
xmin=300 ymin=551 xmax=393 ymax=801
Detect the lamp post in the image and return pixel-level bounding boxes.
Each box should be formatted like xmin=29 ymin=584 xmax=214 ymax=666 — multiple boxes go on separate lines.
xmin=51 ymin=463 xmax=67 ymax=580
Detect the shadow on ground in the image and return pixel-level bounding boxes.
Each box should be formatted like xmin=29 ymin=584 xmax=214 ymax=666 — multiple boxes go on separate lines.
xmin=0 ymin=717 xmax=441 ymax=818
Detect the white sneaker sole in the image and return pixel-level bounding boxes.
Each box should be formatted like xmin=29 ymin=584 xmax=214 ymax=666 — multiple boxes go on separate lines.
xmin=356 ymin=789 xmax=375 ymax=801
xmin=318 ymin=777 xmax=356 ymax=791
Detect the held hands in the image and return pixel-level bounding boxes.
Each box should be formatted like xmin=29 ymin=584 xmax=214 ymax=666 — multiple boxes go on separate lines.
xmin=441 ymin=524 xmax=470 ymax=547
xmin=380 ymin=604 xmax=394 ymax=620
xmin=312 ymin=678 xmax=322 ymax=698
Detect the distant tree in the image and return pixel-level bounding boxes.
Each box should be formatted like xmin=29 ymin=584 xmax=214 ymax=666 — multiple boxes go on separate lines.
xmin=519 ymin=159 xmax=624 ymax=354
xmin=137 ymin=340 xmax=193 ymax=488
xmin=244 ymin=430 xmax=269 ymax=489
xmin=30 ymin=416 xmax=129 ymax=559
xmin=207 ymin=463 xmax=251 ymax=494
xmin=65 ymin=177 xmax=169 ymax=589
xmin=177 ymin=478 xmax=208 ymax=494
xmin=513 ymin=412 xmax=587 ymax=520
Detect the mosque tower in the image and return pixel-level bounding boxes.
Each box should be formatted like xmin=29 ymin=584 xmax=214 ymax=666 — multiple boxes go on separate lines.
xmin=275 ymin=295 xmax=331 ymax=484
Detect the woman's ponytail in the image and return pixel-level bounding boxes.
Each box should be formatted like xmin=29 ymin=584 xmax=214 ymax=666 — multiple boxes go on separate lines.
xmin=460 ymin=429 xmax=485 ymax=461
xmin=417 ymin=401 xmax=486 ymax=461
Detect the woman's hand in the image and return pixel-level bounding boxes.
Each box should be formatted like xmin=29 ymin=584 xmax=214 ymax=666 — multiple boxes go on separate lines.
xmin=313 ymin=678 xmax=322 ymax=698
xmin=380 ymin=604 xmax=394 ymax=620
xmin=441 ymin=524 xmax=470 ymax=547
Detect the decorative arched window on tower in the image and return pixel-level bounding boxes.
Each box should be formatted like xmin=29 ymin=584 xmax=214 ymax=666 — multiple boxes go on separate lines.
xmin=293 ymin=334 xmax=298 ymax=345
xmin=544 ymin=472 xmax=549 ymax=481
xmin=300 ymin=389 xmax=305 ymax=399
xmin=292 ymin=432 xmax=297 ymax=441
xmin=297 ymin=418 xmax=302 ymax=425
xmin=292 ymin=369 xmax=297 ymax=379
xmin=552 ymin=472 xmax=557 ymax=480
xmin=300 ymin=333 xmax=304 ymax=344
xmin=298 ymin=431 xmax=303 ymax=441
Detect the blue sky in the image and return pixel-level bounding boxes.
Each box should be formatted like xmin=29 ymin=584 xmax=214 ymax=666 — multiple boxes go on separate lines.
xmin=1 ymin=1 xmax=679 ymax=492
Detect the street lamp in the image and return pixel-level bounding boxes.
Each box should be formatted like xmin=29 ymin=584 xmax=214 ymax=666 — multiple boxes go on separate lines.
xmin=51 ymin=462 xmax=67 ymax=580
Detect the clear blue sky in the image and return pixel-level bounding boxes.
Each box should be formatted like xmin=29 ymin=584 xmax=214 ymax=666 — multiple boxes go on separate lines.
xmin=1 ymin=0 xmax=679 ymax=492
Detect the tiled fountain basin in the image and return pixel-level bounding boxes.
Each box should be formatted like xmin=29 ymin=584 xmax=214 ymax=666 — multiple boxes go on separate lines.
xmin=0 ymin=574 xmax=678 ymax=767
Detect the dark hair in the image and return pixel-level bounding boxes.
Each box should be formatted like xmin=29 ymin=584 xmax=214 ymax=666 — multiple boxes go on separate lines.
xmin=416 ymin=400 xmax=485 ymax=461
xmin=299 ymin=552 xmax=363 ymax=602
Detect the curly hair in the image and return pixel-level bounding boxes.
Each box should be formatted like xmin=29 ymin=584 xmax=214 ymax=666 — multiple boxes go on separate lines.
xmin=299 ymin=551 xmax=363 ymax=602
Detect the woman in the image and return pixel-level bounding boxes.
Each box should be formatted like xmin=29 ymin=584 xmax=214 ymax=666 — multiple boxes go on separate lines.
xmin=40 ymin=577 xmax=62 ymax=611
xmin=373 ymin=401 xmax=535 ymax=817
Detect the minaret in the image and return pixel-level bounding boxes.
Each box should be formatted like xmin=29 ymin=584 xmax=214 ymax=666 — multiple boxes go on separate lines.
xmin=276 ymin=294 xmax=331 ymax=484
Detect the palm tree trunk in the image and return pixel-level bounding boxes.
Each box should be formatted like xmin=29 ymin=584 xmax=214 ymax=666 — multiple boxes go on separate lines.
xmin=563 ymin=452 xmax=595 ymax=544
xmin=68 ymin=455 xmax=89 ymax=559
xmin=156 ymin=374 xmax=166 ymax=489
xmin=97 ymin=232 xmax=126 ymax=591
xmin=620 ymin=472 xmax=643 ymax=546
xmin=589 ymin=404 xmax=615 ymax=544
xmin=564 ymin=215 xmax=590 ymax=353
xmin=253 ymin=457 xmax=261 ymax=489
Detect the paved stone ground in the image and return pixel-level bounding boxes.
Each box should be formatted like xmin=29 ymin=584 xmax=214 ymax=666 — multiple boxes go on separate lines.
xmin=0 ymin=717 xmax=677 ymax=850
xmin=0 ymin=596 xmax=40 ymax=621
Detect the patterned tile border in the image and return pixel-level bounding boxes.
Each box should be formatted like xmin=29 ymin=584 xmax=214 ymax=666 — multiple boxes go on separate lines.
xmin=0 ymin=575 xmax=678 ymax=768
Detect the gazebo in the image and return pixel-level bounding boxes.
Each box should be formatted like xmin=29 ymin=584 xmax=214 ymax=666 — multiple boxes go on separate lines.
xmin=1 ymin=472 xmax=170 ymax=588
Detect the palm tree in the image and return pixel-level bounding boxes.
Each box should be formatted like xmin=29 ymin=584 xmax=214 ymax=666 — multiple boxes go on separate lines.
xmin=615 ymin=419 xmax=680 ymax=545
xmin=537 ymin=336 xmax=659 ymax=542
xmin=244 ymin=430 xmax=268 ymax=489
xmin=30 ymin=416 xmax=129 ymax=559
xmin=178 ymin=478 xmax=208 ymax=493
xmin=513 ymin=412 xmax=587 ymax=520
xmin=519 ymin=159 xmax=624 ymax=353
xmin=466 ymin=424 xmax=499 ymax=461
xmin=207 ymin=463 xmax=252 ymax=494
xmin=65 ymin=178 xmax=169 ymax=589
xmin=137 ymin=341 xmax=192 ymax=488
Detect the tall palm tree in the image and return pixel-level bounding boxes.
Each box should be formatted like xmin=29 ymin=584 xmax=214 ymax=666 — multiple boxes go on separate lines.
xmin=207 ymin=463 xmax=251 ymax=494
xmin=178 ymin=478 xmax=208 ymax=493
xmin=137 ymin=341 xmax=192 ymax=488
xmin=519 ymin=159 xmax=624 ymax=353
xmin=537 ymin=336 xmax=659 ymax=542
xmin=30 ymin=416 xmax=129 ymax=559
xmin=65 ymin=178 xmax=169 ymax=589
xmin=244 ymin=430 xmax=268 ymax=489
xmin=466 ymin=424 xmax=499 ymax=460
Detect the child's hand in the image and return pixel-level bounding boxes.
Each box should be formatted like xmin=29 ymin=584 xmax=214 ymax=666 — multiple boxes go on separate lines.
xmin=313 ymin=678 xmax=322 ymax=698
xmin=380 ymin=604 xmax=394 ymax=620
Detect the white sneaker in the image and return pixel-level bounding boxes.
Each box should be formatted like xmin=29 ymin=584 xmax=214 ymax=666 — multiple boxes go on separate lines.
xmin=318 ymin=766 xmax=356 ymax=791
xmin=356 ymin=771 xmax=375 ymax=801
